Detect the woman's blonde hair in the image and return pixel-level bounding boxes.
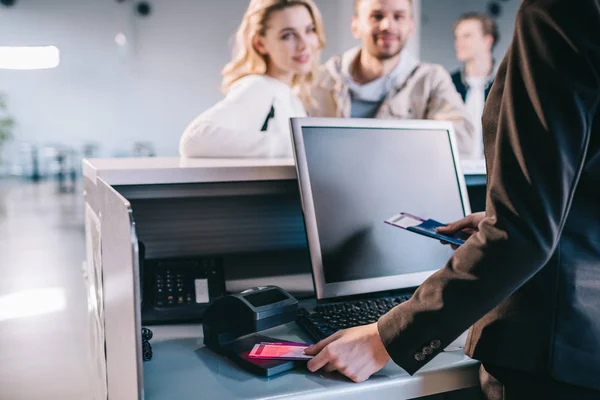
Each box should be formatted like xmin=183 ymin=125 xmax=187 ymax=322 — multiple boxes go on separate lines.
xmin=221 ymin=0 xmax=326 ymax=109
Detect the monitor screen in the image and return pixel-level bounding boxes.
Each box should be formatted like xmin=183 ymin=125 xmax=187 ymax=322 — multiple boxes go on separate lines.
xmin=293 ymin=120 xmax=470 ymax=299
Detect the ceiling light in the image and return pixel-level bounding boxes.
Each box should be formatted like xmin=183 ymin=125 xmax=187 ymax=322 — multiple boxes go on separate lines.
xmin=0 ymin=45 xmax=60 ymax=70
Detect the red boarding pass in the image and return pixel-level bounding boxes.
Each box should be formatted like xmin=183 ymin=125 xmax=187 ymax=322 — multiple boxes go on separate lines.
xmin=248 ymin=342 xmax=314 ymax=360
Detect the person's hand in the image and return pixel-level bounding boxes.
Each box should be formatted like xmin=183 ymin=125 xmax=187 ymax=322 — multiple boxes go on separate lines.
xmin=437 ymin=212 xmax=486 ymax=249
xmin=304 ymin=323 xmax=390 ymax=383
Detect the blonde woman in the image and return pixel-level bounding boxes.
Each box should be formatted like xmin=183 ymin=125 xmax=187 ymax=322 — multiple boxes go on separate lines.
xmin=179 ymin=0 xmax=326 ymax=158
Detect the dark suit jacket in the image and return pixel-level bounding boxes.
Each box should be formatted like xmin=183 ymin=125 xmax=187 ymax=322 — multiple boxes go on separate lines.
xmin=378 ymin=0 xmax=600 ymax=391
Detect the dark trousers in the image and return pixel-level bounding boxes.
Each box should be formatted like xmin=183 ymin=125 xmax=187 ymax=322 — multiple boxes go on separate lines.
xmin=480 ymin=363 xmax=600 ymax=400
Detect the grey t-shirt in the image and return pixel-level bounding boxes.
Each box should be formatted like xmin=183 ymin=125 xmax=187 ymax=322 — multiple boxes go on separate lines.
xmin=342 ymin=48 xmax=419 ymax=119
xmin=350 ymin=96 xmax=383 ymax=118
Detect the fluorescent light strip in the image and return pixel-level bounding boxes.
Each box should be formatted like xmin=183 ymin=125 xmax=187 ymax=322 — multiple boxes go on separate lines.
xmin=0 ymin=46 xmax=60 ymax=70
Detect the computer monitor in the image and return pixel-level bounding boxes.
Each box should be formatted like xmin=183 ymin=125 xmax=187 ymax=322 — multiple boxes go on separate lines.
xmin=290 ymin=118 xmax=471 ymax=300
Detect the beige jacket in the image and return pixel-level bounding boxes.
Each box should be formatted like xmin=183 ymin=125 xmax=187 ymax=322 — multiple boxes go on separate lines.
xmin=310 ymin=50 xmax=477 ymax=159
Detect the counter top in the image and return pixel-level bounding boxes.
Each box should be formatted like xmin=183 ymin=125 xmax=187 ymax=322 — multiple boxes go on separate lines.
xmin=144 ymin=323 xmax=479 ymax=400
xmin=460 ymin=159 xmax=486 ymax=175
xmin=83 ymin=157 xmax=486 ymax=187
xmin=82 ymin=157 xmax=296 ymax=186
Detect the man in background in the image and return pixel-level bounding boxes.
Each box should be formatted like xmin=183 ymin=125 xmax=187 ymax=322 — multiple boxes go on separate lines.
xmin=310 ymin=0 xmax=475 ymax=159
xmin=451 ymin=13 xmax=499 ymax=160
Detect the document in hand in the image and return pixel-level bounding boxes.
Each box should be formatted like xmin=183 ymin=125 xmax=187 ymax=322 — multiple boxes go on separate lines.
xmin=385 ymin=212 xmax=468 ymax=247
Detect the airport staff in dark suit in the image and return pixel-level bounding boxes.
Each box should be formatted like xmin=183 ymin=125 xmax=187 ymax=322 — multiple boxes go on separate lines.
xmin=305 ymin=0 xmax=600 ymax=397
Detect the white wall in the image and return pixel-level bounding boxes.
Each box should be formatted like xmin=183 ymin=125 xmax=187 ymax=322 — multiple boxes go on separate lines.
xmin=420 ymin=0 xmax=521 ymax=72
xmin=2 ymin=0 xmax=495 ymax=166
xmin=0 ymin=0 xmax=356 ymax=163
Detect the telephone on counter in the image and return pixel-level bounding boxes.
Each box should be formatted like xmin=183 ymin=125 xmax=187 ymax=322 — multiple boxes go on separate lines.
xmin=139 ymin=242 xmax=227 ymax=324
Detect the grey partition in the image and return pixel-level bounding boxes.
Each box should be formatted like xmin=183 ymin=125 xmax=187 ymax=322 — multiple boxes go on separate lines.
xmin=85 ymin=177 xmax=143 ymax=400
xmin=116 ymin=181 xmax=313 ymax=291
xmin=121 ymin=181 xmax=308 ymax=258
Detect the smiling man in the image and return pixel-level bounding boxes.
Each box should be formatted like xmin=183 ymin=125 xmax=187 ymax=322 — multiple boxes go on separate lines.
xmin=310 ymin=0 xmax=476 ymax=159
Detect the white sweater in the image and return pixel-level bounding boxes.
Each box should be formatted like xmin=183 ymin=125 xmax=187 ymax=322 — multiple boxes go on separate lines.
xmin=179 ymin=75 xmax=306 ymax=158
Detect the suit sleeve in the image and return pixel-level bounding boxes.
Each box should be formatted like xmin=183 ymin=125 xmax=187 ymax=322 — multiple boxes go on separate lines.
xmin=179 ymin=77 xmax=287 ymax=158
xmin=378 ymin=0 xmax=600 ymax=375
xmin=424 ymin=66 xmax=476 ymax=159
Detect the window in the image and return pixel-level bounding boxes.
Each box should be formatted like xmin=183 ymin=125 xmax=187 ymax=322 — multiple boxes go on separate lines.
xmin=0 ymin=45 xmax=60 ymax=70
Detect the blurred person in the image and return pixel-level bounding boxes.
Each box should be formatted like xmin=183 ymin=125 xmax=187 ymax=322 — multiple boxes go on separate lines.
xmin=305 ymin=0 xmax=600 ymax=398
xmin=179 ymin=0 xmax=325 ymax=158
xmin=451 ymin=13 xmax=499 ymax=159
xmin=310 ymin=0 xmax=476 ymax=159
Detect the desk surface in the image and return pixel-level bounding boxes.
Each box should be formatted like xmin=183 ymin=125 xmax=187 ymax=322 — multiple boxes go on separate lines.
xmin=460 ymin=159 xmax=486 ymax=175
xmin=144 ymin=323 xmax=479 ymax=400
xmin=83 ymin=157 xmax=296 ymax=186
xmin=83 ymin=157 xmax=486 ymax=187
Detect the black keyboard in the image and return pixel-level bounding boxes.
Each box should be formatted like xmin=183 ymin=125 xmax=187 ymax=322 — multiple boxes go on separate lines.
xmin=296 ymin=295 xmax=412 ymax=342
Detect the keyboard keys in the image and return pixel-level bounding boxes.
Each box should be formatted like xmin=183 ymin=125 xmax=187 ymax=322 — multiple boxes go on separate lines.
xmin=154 ymin=267 xmax=198 ymax=307
xmin=296 ymin=295 xmax=412 ymax=341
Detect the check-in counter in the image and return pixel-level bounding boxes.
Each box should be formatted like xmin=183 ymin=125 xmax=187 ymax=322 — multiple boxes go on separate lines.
xmin=82 ymin=157 xmax=484 ymax=400
xmin=461 ymin=159 xmax=487 ymax=212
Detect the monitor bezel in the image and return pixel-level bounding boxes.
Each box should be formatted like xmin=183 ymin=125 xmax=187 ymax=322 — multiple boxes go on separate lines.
xmin=290 ymin=118 xmax=472 ymax=300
